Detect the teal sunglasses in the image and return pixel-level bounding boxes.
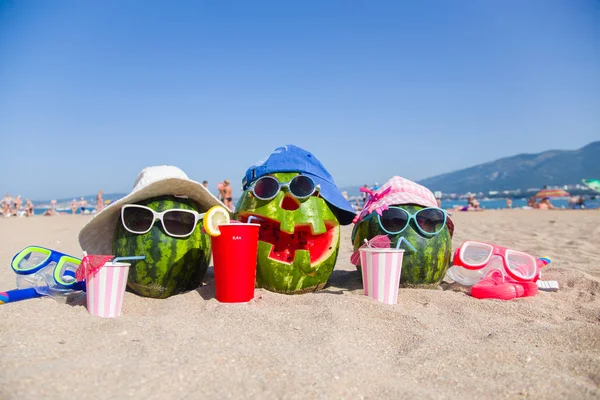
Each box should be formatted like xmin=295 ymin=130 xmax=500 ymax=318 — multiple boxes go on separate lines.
xmin=352 ymin=206 xmax=447 ymax=241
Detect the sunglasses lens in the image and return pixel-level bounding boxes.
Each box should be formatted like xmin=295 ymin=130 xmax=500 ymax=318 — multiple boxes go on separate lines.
xmin=123 ymin=206 xmax=154 ymax=233
xmin=163 ymin=210 xmax=196 ymax=236
xmin=506 ymin=250 xmax=536 ymax=280
xmin=379 ymin=208 xmax=409 ymax=233
xmin=461 ymin=242 xmax=493 ymax=265
xmin=415 ymin=208 xmax=446 ymax=234
xmin=253 ymin=176 xmax=279 ymax=199
xmin=290 ymin=176 xmax=315 ymax=198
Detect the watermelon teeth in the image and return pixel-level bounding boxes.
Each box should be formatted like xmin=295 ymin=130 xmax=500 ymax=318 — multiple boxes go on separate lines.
xmin=243 ymin=214 xmax=335 ymax=264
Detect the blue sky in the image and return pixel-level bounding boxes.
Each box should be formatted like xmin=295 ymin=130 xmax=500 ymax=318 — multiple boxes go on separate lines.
xmin=1 ymin=0 xmax=599 ymax=200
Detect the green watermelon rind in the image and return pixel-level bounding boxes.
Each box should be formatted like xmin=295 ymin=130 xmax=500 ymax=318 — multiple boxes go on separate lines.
xmin=112 ymin=196 xmax=212 ymax=299
xmin=352 ymin=204 xmax=452 ymax=286
xmin=235 ymin=172 xmax=341 ymax=294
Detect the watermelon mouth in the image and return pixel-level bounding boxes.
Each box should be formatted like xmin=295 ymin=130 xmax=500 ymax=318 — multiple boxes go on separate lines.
xmin=240 ymin=214 xmax=336 ymax=264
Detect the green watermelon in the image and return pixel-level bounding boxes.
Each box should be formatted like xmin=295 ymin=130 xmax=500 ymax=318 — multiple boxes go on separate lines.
xmin=234 ymin=172 xmax=340 ymax=294
xmin=112 ymin=195 xmax=211 ymax=298
xmin=352 ymin=204 xmax=452 ymax=286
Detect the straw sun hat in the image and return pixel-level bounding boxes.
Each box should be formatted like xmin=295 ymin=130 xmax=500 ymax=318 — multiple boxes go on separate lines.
xmin=78 ymin=165 xmax=227 ymax=255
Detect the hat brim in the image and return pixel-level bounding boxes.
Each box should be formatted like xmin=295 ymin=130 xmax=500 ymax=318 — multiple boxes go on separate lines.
xmin=78 ymin=178 xmax=228 ymax=255
xmin=304 ymin=173 xmax=356 ymax=225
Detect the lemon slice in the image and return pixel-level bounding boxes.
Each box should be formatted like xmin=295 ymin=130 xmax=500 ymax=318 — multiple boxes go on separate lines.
xmin=203 ymin=205 xmax=230 ymax=236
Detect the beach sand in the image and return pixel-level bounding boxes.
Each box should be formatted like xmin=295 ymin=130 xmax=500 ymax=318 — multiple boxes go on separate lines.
xmin=1 ymin=210 xmax=599 ymax=399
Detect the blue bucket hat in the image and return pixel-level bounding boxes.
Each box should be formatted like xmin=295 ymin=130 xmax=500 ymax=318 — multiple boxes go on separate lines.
xmin=242 ymin=145 xmax=356 ymax=225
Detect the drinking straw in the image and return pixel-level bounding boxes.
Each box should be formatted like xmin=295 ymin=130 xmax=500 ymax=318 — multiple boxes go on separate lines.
xmin=350 ymin=235 xmax=391 ymax=266
xmin=247 ymin=216 xmax=263 ymax=224
xmin=113 ymin=255 xmax=145 ymax=263
xmin=395 ymin=236 xmax=417 ymax=252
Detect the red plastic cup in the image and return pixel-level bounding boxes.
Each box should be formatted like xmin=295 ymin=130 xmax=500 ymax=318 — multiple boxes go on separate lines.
xmin=211 ymin=223 xmax=260 ymax=303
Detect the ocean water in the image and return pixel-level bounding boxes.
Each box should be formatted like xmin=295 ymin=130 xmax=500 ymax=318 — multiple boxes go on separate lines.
xmin=31 ymin=192 xmax=127 ymax=216
xmin=23 ymin=195 xmax=600 ymax=215
xmin=32 ymin=207 xmax=96 ymax=216
xmin=441 ymin=197 xmax=599 ymax=210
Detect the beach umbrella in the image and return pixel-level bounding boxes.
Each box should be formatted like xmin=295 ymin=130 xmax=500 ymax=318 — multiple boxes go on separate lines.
xmin=582 ymin=179 xmax=600 ymax=193
xmin=534 ymin=188 xmax=570 ymax=198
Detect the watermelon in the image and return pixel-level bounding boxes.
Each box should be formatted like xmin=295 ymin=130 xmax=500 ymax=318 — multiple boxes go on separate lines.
xmin=235 ymin=172 xmax=340 ymax=294
xmin=112 ymin=195 xmax=211 ymax=298
xmin=352 ymin=204 xmax=452 ymax=286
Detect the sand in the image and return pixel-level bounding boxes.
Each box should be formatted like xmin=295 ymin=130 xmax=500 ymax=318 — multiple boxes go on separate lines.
xmin=1 ymin=210 xmax=599 ymax=399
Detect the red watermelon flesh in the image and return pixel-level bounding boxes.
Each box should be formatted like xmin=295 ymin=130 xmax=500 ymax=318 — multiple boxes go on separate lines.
xmin=240 ymin=215 xmax=335 ymax=264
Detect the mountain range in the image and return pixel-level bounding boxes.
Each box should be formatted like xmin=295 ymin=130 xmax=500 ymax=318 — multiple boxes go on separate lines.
xmin=418 ymin=141 xmax=600 ymax=194
xmin=341 ymin=141 xmax=600 ymax=196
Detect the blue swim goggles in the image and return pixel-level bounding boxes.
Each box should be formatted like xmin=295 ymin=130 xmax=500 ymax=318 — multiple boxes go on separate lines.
xmin=11 ymin=245 xmax=83 ymax=289
xmin=1 ymin=246 xmax=84 ymax=304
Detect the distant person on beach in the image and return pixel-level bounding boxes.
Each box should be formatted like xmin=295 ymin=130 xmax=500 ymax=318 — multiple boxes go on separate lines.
xmin=527 ymin=197 xmax=536 ymax=208
xmin=506 ymin=198 xmax=513 ymax=209
xmin=2 ymin=193 xmax=13 ymax=216
xmin=71 ymin=199 xmax=78 ymax=214
xmin=361 ymin=184 xmax=369 ymax=205
xmin=568 ymin=196 xmax=578 ymax=209
xmin=217 ymin=182 xmax=224 ymax=202
xmin=14 ymin=195 xmax=22 ymax=215
xmin=202 ymin=180 xmax=208 ymax=188
xmin=25 ymin=198 xmax=34 ymax=217
xmin=568 ymin=195 xmax=585 ymax=209
xmin=44 ymin=200 xmax=57 ymax=216
xmin=468 ymin=194 xmax=480 ymax=209
xmin=536 ymin=197 xmax=555 ymax=210
xmin=458 ymin=194 xmax=482 ymax=211
xmin=96 ymin=190 xmax=104 ymax=213
xmin=221 ymin=179 xmax=233 ymax=210
xmin=79 ymin=197 xmax=88 ymax=214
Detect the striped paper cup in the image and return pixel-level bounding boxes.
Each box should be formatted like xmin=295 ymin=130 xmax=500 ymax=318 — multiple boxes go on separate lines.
xmin=85 ymin=262 xmax=130 ymax=318
xmin=359 ymin=248 xmax=405 ymax=305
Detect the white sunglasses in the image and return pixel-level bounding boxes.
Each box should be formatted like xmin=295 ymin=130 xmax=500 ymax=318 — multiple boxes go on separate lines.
xmin=121 ymin=204 xmax=205 ymax=238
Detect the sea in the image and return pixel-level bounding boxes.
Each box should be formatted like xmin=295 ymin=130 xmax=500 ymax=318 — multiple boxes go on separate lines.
xmin=28 ymin=193 xmax=599 ymax=215
xmin=32 ymin=193 xmax=128 ymax=216
xmin=440 ymin=197 xmax=599 ymax=210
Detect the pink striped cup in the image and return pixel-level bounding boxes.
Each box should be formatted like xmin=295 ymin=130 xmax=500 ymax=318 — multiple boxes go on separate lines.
xmin=85 ymin=262 xmax=130 ymax=318
xmin=359 ymin=248 xmax=405 ymax=305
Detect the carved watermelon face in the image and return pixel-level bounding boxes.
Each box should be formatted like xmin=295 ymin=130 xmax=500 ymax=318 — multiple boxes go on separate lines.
xmin=234 ymin=172 xmax=340 ymax=294
xmin=352 ymin=204 xmax=452 ymax=286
